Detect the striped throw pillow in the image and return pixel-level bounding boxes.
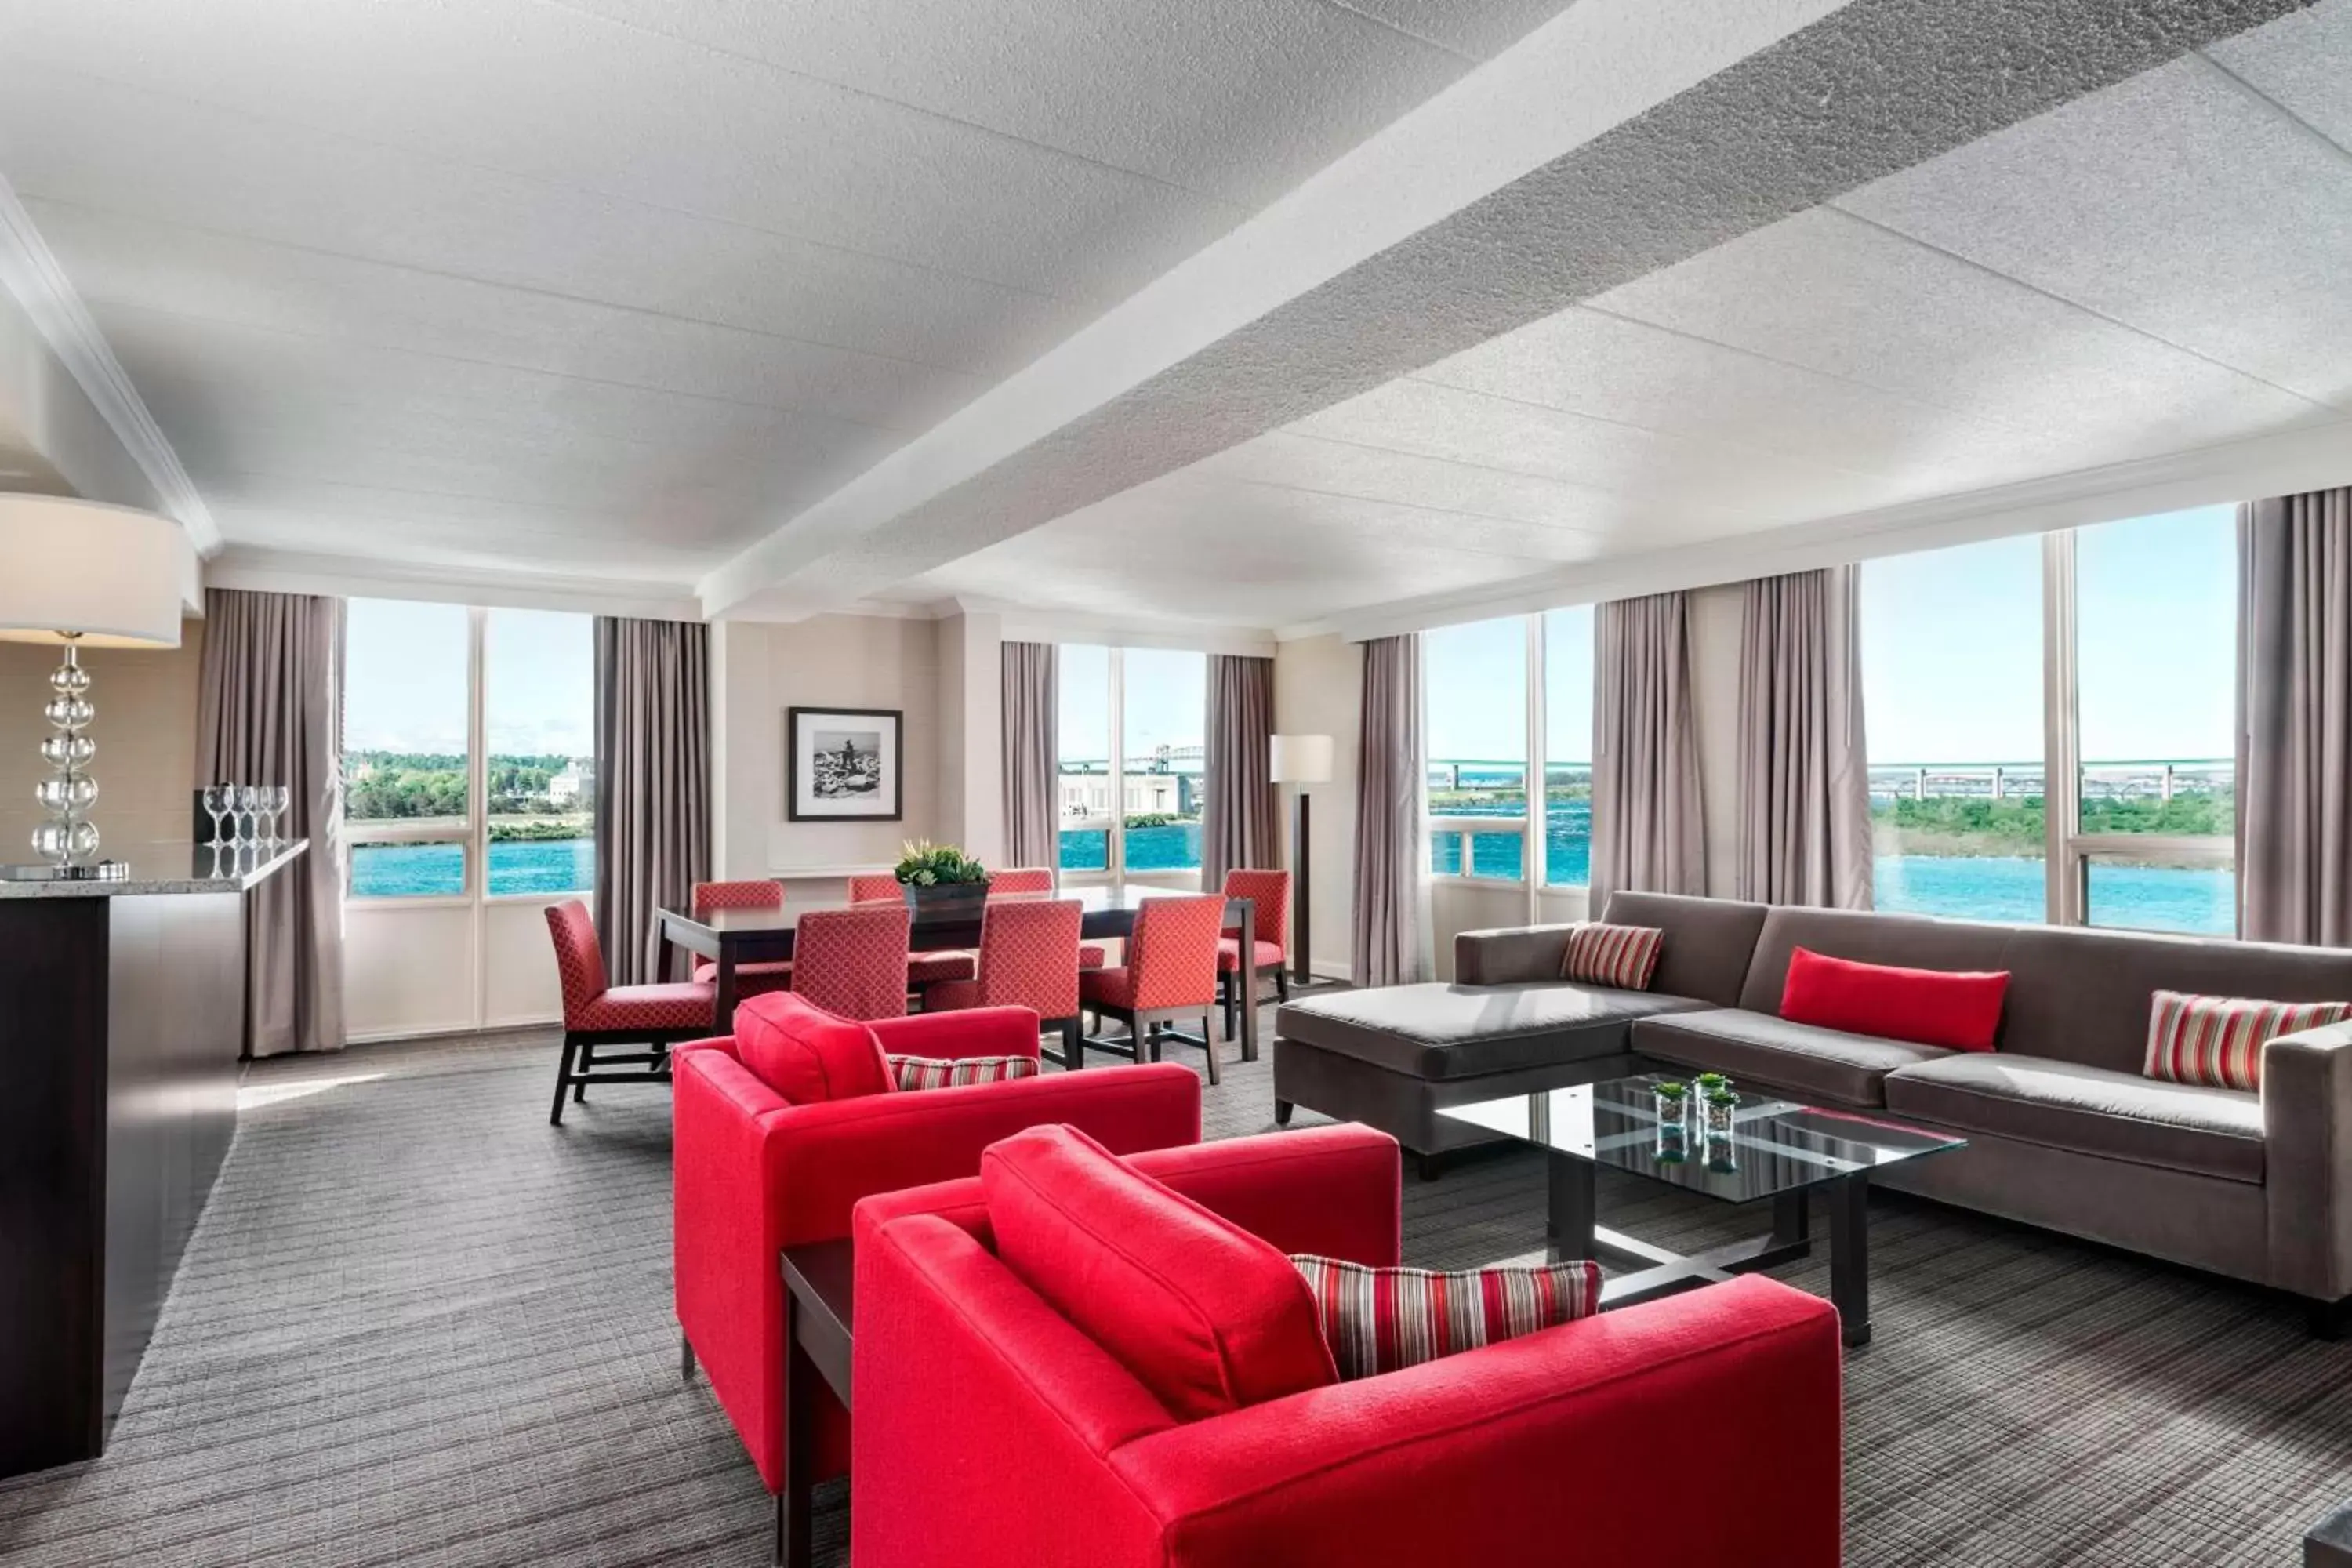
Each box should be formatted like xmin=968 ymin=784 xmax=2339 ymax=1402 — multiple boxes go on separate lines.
xmin=1290 ymin=1254 xmax=1602 ymax=1380
xmin=1562 ymin=922 xmax=1665 ymax=991
xmin=2143 ymin=991 xmax=2350 ymax=1094
xmin=887 ymin=1053 xmax=1040 ymax=1092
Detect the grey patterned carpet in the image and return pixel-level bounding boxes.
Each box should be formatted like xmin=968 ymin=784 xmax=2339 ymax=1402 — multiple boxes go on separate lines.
xmin=3 ymin=1021 xmax=2349 ymax=1566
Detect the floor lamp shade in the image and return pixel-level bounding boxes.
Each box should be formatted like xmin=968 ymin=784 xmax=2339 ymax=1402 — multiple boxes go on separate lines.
xmin=0 ymin=497 xmax=190 ymax=878
xmin=1269 ymin=734 xmax=1333 ymax=982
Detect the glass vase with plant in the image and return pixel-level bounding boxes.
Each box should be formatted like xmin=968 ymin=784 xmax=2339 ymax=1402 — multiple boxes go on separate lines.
xmin=892 ymin=840 xmax=988 ymax=887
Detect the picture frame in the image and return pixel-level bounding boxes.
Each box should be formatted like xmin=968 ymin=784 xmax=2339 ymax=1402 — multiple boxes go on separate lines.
xmin=786 ymin=706 xmax=904 ymax=822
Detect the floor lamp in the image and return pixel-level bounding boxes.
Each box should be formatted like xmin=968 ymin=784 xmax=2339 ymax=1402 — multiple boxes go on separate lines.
xmin=1269 ymin=734 xmax=1333 ymax=985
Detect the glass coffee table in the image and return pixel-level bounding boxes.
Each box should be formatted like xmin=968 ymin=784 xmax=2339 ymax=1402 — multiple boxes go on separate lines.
xmin=1439 ymin=1073 xmax=1965 ymax=1348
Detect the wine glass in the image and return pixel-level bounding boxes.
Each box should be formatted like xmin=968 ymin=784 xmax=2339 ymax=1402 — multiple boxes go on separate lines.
xmin=201 ymin=784 xmax=233 ymax=847
xmin=265 ymin=786 xmax=290 ymax=846
xmin=234 ymin=785 xmax=261 ymax=846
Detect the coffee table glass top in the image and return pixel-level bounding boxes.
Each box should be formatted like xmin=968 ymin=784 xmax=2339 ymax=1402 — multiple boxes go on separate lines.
xmin=1437 ymin=1073 xmax=1966 ymax=1203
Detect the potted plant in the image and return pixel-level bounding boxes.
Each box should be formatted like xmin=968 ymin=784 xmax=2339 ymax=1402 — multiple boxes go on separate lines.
xmin=892 ymin=840 xmax=990 ymax=924
xmin=1653 ymin=1078 xmax=1690 ymax=1124
xmin=1701 ymin=1086 xmax=1740 ymax=1139
xmin=1693 ymin=1071 xmax=1733 ymax=1099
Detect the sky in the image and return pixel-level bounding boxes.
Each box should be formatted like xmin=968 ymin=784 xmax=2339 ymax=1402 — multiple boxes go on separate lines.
xmin=1058 ymin=644 xmax=1206 ymax=761
xmin=344 ymin=599 xmax=593 ymax=757
xmin=1422 ymin=505 xmax=2237 ymax=766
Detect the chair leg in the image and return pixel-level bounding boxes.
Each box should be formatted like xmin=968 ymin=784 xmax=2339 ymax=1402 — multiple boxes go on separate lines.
xmin=1274 ymin=1098 xmax=1294 ymax=1126
xmin=1275 ymin=967 xmax=1290 ymax=1004
xmin=1061 ymin=1018 xmax=1083 ymax=1070
xmin=1200 ymin=1015 xmax=1221 ymax=1087
xmin=681 ymin=1330 xmax=697 ymax=1383
xmin=548 ymin=1038 xmax=576 ymax=1127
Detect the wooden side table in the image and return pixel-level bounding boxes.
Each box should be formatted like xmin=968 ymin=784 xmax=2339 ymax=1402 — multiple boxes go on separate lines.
xmin=2310 ymin=1501 xmax=2352 ymax=1566
xmin=779 ymin=1240 xmax=855 ymax=1566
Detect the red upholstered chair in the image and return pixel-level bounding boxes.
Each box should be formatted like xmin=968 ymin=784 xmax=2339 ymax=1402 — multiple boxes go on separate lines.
xmin=1080 ymin=893 xmax=1228 ymax=1083
xmin=542 ymin=899 xmax=713 ymax=1126
xmin=1215 ymin=867 xmax=1291 ymax=1040
xmin=923 ymin=898 xmax=1086 ymax=1067
xmin=690 ymin=880 xmax=794 ymax=997
xmin=672 ymin=1004 xmax=1203 ymax=1538
xmin=846 ymin=872 xmax=979 ymax=993
xmin=850 ymin=1129 xmax=1845 ymax=1568
xmin=791 ymin=905 xmax=915 ymax=1022
xmin=993 ymin=866 xmax=1107 ymax=968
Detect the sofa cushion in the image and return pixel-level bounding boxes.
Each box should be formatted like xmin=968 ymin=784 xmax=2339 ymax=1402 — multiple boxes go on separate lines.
xmin=734 ymin=992 xmax=891 ymax=1103
xmin=1885 ymin=1051 xmax=2264 ymax=1185
xmin=1632 ymin=1009 xmax=1955 ymax=1109
xmin=2143 ymin=990 xmax=2351 ymax=1094
xmin=1562 ymin=923 xmax=1664 ymax=991
xmin=1277 ymin=982 xmax=1703 ymax=1080
xmin=1289 ymin=1254 xmax=1601 ymax=1381
xmin=887 ymin=1053 xmax=1040 ymax=1092
xmin=1780 ymin=946 xmax=2009 ymax=1053
xmin=982 ymin=1124 xmax=1338 ymax=1421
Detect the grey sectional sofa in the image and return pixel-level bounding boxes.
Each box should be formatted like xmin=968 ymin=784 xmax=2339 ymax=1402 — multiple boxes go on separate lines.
xmin=1271 ymin=892 xmax=2352 ymax=1330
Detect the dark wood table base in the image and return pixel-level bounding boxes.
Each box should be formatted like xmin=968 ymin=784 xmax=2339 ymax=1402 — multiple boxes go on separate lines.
xmin=779 ymin=1240 xmax=855 ymax=1566
xmin=1546 ymin=1151 xmax=1874 ymax=1348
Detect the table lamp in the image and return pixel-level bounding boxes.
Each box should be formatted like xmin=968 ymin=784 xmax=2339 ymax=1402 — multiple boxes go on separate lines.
xmin=0 ymin=496 xmax=189 ymax=880
xmin=1269 ymin=733 xmax=1334 ymax=985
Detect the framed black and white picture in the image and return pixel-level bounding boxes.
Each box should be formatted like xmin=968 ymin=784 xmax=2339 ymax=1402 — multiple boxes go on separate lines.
xmin=786 ymin=706 xmax=903 ymax=822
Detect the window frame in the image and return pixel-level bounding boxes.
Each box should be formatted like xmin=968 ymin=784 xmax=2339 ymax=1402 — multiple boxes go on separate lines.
xmin=1421 ymin=612 xmax=1552 ymax=925
xmin=1057 ymin=644 xmax=1206 ymax=887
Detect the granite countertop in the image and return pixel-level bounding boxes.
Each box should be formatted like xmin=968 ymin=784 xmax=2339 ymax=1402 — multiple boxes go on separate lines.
xmin=0 ymin=840 xmax=310 ymax=898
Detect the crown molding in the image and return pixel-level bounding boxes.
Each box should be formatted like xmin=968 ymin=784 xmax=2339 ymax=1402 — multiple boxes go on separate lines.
xmin=1290 ymin=416 xmax=2352 ymax=642
xmin=206 ymin=546 xmax=703 ymax=621
xmin=0 ymin=175 xmax=219 ymax=553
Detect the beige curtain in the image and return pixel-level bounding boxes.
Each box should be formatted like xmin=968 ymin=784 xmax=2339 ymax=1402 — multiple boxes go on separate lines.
xmin=1202 ymin=654 xmax=1276 ymax=891
xmin=594 ymin=617 xmax=711 ymax=985
xmin=196 ymin=588 xmax=346 ymax=1057
xmin=1352 ymin=634 xmax=1425 ymax=987
xmin=1000 ymin=642 xmax=1058 ymax=871
xmin=1737 ymin=567 xmax=1873 ymax=909
xmin=2239 ymin=488 xmax=2352 ymax=946
xmin=1590 ymin=592 xmax=1705 ymax=909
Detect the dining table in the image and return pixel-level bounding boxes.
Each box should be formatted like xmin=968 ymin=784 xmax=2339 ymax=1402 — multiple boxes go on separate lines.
xmin=655 ymin=884 xmax=1263 ymax=1064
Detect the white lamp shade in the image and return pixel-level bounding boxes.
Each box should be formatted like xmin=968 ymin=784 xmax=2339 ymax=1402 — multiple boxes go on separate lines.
xmin=1270 ymin=732 xmax=1334 ymax=785
xmin=0 ymin=496 xmax=189 ymax=648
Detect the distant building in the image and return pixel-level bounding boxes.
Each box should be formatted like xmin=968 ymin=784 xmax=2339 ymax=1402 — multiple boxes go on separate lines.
xmin=549 ymin=757 xmax=595 ymax=804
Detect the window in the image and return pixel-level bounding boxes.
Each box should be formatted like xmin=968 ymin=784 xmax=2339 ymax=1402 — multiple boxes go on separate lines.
xmin=344 ymin=600 xmax=471 ymax=898
xmin=1543 ymin=606 xmax=1595 ymax=887
xmin=1055 ymin=644 xmax=1206 ymax=880
xmin=2070 ymin=506 xmax=2237 ymax=935
xmin=1425 ymin=617 xmax=1529 ymax=880
xmin=1861 ymin=535 xmax=2046 ymax=922
xmin=485 ymin=609 xmax=595 ymax=896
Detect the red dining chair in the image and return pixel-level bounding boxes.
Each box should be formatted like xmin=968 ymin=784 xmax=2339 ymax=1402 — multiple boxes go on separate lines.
xmin=1078 ymin=893 xmax=1229 ymax=1084
xmin=848 ymin=872 xmax=980 ymax=995
xmin=991 ymin=866 xmax=1106 ymax=968
xmin=923 ymin=897 xmax=1087 ymax=1068
xmin=543 ymin=899 xmax=714 ymax=1126
xmin=690 ymin=880 xmax=794 ymax=997
xmin=790 ymin=904 xmax=915 ymax=1022
xmin=1216 ymin=868 xmax=1292 ymax=1041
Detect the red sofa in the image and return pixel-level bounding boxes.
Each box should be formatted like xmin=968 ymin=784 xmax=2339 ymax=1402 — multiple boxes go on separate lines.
xmin=851 ymin=1126 xmax=1845 ymax=1566
xmin=673 ymin=1004 xmax=1203 ymax=1498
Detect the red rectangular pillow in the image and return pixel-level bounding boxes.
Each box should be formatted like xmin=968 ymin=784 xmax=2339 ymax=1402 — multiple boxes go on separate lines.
xmin=1778 ymin=946 xmax=2009 ymax=1053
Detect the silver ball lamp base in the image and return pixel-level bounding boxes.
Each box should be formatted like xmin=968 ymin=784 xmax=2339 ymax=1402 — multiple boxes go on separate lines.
xmin=0 ymin=633 xmax=125 ymax=883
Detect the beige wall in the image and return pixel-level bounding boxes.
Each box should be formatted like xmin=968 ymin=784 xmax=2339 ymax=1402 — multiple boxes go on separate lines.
xmin=712 ymin=613 xmax=942 ymax=884
xmin=0 ymin=615 xmax=203 ymax=858
xmin=1686 ymin=582 xmax=1747 ymax=900
xmin=1272 ymin=633 xmax=1359 ymax=979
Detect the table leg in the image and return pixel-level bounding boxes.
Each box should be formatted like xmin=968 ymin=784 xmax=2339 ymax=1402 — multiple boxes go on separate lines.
xmin=1771 ymin=1189 xmax=1809 ymax=1251
xmin=716 ymin=949 xmax=741 ymax=1035
xmin=1546 ymin=1150 xmax=1595 ymax=1263
xmin=1236 ymin=898 xmax=1259 ymax=1062
xmin=782 ymin=1293 xmax=813 ymax=1565
xmin=1826 ymin=1173 xmax=1870 ymax=1348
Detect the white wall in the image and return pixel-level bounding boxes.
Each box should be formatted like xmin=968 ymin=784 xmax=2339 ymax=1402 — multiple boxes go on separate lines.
xmin=1272 ymin=633 xmax=1359 ymax=979
xmin=935 ymin=610 xmax=1004 ymax=866
xmin=0 ymin=614 xmax=202 ymax=856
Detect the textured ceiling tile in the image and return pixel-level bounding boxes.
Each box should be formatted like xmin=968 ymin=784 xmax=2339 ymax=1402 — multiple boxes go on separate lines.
xmin=1332 ymin=0 xmax=1587 ymax=60
xmin=2208 ymin=0 xmax=2352 ymax=148
xmin=1838 ymin=53 xmax=2352 ymax=406
xmin=1193 ymin=430 xmax=1682 ymax=531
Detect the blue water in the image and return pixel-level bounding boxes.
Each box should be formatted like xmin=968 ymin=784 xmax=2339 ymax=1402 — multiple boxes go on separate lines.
xmin=1059 ymin=822 xmax=1200 ymax=873
xmin=352 ymin=839 xmax=595 ymax=898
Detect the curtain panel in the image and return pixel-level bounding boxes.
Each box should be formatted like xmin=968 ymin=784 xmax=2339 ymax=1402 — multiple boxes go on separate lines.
xmin=1201 ymin=654 xmax=1277 ymax=891
xmin=196 ymin=588 xmax=347 ymax=1057
xmin=1352 ymin=633 xmax=1425 ymax=988
xmin=1000 ymin=642 xmax=1059 ymax=873
xmin=593 ymin=617 xmax=712 ymax=985
xmin=1590 ymin=591 xmax=1706 ymax=910
xmin=2238 ymin=488 xmax=2352 ymax=946
xmin=1737 ymin=567 xmax=1873 ymax=909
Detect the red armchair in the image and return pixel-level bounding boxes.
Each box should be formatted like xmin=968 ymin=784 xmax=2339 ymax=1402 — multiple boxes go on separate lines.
xmin=672 ymin=1006 xmax=1203 ymax=1511
xmin=851 ymin=1128 xmax=1844 ymax=1567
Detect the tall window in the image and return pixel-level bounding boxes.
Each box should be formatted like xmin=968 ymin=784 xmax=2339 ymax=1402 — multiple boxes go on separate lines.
xmin=1543 ymin=606 xmax=1595 ymax=887
xmin=1861 ymin=535 xmax=2047 ymax=921
xmin=2071 ymin=506 xmax=2236 ymax=934
xmin=1055 ymin=644 xmax=1207 ymax=880
xmin=344 ymin=600 xmax=471 ymax=898
xmin=484 ymin=609 xmax=596 ymax=896
xmin=343 ymin=600 xmax=595 ymax=901
xmin=1425 ymin=617 xmax=1528 ymax=880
